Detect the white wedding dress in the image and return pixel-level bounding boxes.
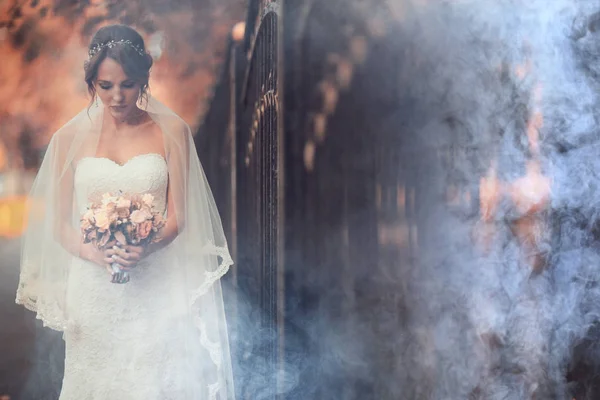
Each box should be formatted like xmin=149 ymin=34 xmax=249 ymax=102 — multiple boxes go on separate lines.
xmin=59 ymin=153 xmax=208 ymax=399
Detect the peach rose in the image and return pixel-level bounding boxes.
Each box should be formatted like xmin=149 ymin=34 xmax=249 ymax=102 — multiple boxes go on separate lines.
xmin=116 ymin=198 xmax=131 ymax=219
xmin=94 ymin=209 xmax=111 ymax=231
xmin=142 ymin=193 xmax=154 ymax=208
xmin=81 ymin=209 xmax=95 ymax=231
xmin=130 ymin=209 xmax=152 ymax=224
xmin=107 ymin=208 xmax=119 ymax=226
xmin=136 ymin=220 xmax=153 ymax=240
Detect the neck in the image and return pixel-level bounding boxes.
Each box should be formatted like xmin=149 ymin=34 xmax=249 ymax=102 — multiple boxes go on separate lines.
xmin=105 ymin=106 xmax=145 ymax=130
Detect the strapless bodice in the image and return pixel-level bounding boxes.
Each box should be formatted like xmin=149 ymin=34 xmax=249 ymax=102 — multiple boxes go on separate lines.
xmin=74 ymin=153 xmax=168 ymax=215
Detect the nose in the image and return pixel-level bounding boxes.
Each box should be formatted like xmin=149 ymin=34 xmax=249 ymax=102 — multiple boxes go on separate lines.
xmin=112 ymin=88 xmax=124 ymax=103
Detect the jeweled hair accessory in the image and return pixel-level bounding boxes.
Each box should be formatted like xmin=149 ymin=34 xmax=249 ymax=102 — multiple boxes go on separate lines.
xmin=88 ymin=39 xmax=147 ymax=59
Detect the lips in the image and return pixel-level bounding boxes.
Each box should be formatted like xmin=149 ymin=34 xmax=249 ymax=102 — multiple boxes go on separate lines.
xmin=110 ymin=105 xmax=127 ymax=111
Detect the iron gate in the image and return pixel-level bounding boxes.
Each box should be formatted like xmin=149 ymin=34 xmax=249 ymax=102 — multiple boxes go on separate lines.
xmin=197 ymin=1 xmax=284 ymax=398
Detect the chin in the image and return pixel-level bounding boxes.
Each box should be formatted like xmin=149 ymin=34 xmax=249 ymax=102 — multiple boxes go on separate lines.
xmin=109 ymin=105 xmax=135 ymax=119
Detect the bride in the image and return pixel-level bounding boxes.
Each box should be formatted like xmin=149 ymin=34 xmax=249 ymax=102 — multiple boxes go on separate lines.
xmin=15 ymin=24 xmax=235 ymax=399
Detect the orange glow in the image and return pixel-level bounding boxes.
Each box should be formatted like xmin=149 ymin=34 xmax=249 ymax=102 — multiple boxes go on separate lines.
xmin=510 ymin=160 xmax=550 ymax=216
xmin=0 ymin=196 xmax=28 ymax=238
xmin=479 ymin=163 xmax=502 ymax=223
xmin=477 ymin=47 xmax=550 ymax=272
xmin=514 ymin=59 xmax=531 ymax=80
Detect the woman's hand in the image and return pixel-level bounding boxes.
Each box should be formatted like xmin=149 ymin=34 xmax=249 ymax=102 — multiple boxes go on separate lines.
xmin=103 ymin=243 xmax=146 ymax=271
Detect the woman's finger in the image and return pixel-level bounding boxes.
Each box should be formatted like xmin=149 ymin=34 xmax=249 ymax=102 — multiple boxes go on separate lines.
xmin=116 ymin=258 xmax=131 ymax=268
xmin=124 ymin=245 xmax=144 ymax=255
xmin=103 ymin=256 xmax=115 ymax=264
xmin=111 ymin=255 xmax=135 ymax=268
xmin=112 ymin=254 xmax=128 ymax=267
xmin=116 ymin=247 xmax=138 ymax=261
xmin=110 ymin=247 xmax=125 ymax=259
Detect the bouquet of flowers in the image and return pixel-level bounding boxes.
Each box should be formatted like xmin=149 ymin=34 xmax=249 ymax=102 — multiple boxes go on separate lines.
xmin=81 ymin=191 xmax=166 ymax=283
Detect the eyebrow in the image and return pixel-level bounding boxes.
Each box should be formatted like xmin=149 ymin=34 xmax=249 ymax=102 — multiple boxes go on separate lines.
xmin=97 ymin=79 xmax=135 ymax=84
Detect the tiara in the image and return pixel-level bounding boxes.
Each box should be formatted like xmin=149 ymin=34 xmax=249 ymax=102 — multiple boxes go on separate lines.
xmin=88 ymin=39 xmax=147 ymax=59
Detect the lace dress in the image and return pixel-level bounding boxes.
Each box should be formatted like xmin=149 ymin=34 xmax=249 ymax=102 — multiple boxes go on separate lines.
xmin=59 ymin=154 xmax=207 ymax=399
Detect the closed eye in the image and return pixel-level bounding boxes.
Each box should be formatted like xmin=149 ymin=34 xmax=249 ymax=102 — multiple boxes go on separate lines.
xmin=97 ymin=81 xmax=136 ymax=90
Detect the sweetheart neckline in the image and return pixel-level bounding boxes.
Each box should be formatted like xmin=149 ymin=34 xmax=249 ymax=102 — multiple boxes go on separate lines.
xmin=77 ymin=153 xmax=166 ymax=168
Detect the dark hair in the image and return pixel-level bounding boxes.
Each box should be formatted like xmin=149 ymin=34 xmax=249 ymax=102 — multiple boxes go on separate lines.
xmin=84 ymin=24 xmax=153 ymax=106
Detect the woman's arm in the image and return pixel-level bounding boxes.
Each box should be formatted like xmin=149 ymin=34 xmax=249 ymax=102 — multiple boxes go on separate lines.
xmin=147 ymin=185 xmax=180 ymax=253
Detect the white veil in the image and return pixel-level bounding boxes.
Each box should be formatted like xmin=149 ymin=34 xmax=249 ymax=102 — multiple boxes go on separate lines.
xmin=15 ymin=96 xmax=235 ymax=399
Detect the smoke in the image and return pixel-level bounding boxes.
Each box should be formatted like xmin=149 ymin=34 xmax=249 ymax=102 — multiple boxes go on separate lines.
xmin=268 ymin=0 xmax=600 ymax=399
xmin=328 ymin=0 xmax=600 ymax=398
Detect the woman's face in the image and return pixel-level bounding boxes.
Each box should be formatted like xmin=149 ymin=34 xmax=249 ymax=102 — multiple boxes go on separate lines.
xmin=94 ymin=57 xmax=141 ymax=121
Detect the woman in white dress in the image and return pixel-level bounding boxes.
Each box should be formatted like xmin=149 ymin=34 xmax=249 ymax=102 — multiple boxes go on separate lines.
xmin=15 ymin=24 xmax=235 ymax=399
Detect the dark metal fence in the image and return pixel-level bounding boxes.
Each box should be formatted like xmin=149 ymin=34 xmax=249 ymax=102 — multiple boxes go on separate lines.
xmin=236 ymin=3 xmax=283 ymax=398
xmin=196 ymin=1 xmax=284 ymax=399
xmin=238 ymin=0 xmax=281 ymax=331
